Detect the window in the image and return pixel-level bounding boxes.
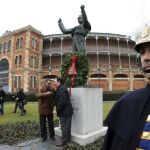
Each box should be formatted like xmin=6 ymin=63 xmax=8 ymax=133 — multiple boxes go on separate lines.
xmin=14 ymin=76 xmax=21 ymax=89
xmin=30 ymin=55 xmax=36 ymax=68
xmin=30 ymin=75 xmax=37 ymax=88
xmin=16 ymin=37 xmax=23 ymax=49
xmin=16 ymin=38 xmax=19 ymax=49
xmin=7 ymin=40 xmax=11 ymax=51
xmin=134 ymin=74 xmax=144 ymax=78
xmin=90 ymin=74 xmax=106 ymax=78
xmin=0 ymin=44 xmax=2 ymax=53
xmin=3 ymin=42 xmax=7 ymax=52
xmin=15 ymin=55 xmax=22 ymax=67
xmin=32 ymin=37 xmax=38 ymax=50
xmin=114 ymin=74 xmax=128 ymax=78
xmin=19 ymin=55 xmax=22 ymax=65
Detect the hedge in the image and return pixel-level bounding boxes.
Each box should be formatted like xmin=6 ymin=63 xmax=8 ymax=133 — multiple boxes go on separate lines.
xmin=5 ymin=93 xmax=38 ymax=102
xmin=5 ymin=91 xmax=127 ymax=102
xmin=103 ymin=91 xmax=127 ymax=101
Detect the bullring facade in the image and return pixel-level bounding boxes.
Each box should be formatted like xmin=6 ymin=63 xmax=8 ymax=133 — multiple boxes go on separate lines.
xmin=0 ymin=25 xmax=145 ymax=93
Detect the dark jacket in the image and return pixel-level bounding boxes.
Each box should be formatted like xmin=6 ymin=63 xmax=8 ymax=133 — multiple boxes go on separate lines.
xmin=0 ymin=89 xmax=6 ymax=103
xmin=101 ymin=84 xmax=150 ymax=150
xmin=16 ymin=91 xmax=25 ymax=102
xmin=38 ymin=87 xmax=55 ymax=116
xmin=55 ymin=85 xmax=73 ymax=117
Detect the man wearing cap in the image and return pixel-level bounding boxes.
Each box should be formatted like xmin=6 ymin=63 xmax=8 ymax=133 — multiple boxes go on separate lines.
xmin=101 ymin=25 xmax=150 ymax=150
xmin=0 ymin=85 xmax=6 ymax=115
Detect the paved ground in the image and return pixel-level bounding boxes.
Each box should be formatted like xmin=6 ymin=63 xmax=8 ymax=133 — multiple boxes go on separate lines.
xmin=0 ymin=136 xmax=65 ymax=150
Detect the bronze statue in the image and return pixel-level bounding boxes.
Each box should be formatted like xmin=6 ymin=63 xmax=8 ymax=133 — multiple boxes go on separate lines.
xmin=58 ymin=5 xmax=91 ymax=52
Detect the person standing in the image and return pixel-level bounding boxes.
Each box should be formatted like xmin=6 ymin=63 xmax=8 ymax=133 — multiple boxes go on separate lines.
xmin=55 ymin=77 xmax=73 ymax=147
xmin=12 ymin=90 xmax=18 ymax=113
xmin=37 ymin=79 xmax=55 ymax=142
xmin=101 ymin=25 xmax=150 ymax=150
xmin=16 ymin=88 xmax=26 ymax=116
xmin=0 ymin=85 xmax=6 ymax=115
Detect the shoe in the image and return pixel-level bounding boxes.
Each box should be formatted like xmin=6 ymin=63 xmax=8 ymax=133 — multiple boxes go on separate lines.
xmin=50 ymin=136 xmax=55 ymax=141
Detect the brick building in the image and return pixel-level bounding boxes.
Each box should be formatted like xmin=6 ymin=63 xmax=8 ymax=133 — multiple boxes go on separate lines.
xmin=0 ymin=25 xmax=146 ymax=93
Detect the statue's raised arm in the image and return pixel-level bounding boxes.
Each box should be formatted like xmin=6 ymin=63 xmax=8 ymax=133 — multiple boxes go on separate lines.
xmin=80 ymin=5 xmax=91 ymax=30
xmin=58 ymin=5 xmax=91 ymax=52
xmin=58 ymin=18 xmax=72 ymax=34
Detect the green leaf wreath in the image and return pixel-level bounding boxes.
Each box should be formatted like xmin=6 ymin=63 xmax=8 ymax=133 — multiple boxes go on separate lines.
xmin=61 ymin=52 xmax=89 ymax=87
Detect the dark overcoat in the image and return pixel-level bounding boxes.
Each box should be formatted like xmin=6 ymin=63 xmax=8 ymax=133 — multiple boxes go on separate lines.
xmin=101 ymin=84 xmax=150 ymax=150
xmin=0 ymin=90 xmax=6 ymax=103
xmin=55 ymin=85 xmax=73 ymax=117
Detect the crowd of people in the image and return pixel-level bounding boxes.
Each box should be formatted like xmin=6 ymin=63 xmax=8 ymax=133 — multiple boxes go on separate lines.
xmin=0 ymin=77 xmax=73 ymax=149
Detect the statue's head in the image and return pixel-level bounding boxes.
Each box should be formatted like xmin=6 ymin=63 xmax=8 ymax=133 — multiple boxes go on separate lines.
xmin=78 ymin=15 xmax=83 ymax=24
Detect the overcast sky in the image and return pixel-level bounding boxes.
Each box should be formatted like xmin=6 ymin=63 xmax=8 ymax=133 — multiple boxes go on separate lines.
xmin=0 ymin=0 xmax=149 ymax=38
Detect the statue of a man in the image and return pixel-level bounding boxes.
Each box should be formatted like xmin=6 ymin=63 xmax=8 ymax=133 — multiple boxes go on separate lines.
xmin=58 ymin=5 xmax=91 ymax=52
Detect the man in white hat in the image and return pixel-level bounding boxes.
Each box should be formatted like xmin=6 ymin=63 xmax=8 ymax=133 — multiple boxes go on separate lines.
xmin=101 ymin=25 xmax=150 ymax=150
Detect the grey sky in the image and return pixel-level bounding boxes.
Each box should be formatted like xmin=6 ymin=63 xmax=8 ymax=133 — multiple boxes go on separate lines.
xmin=0 ymin=0 xmax=149 ymax=37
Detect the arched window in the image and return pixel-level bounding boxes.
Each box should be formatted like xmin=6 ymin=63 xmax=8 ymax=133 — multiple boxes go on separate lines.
xmin=20 ymin=37 xmax=23 ymax=48
xmin=3 ymin=42 xmax=7 ymax=52
xmin=14 ymin=76 xmax=21 ymax=89
xmin=114 ymin=74 xmax=128 ymax=78
xmin=134 ymin=74 xmax=144 ymax=78
xmin=7 ymin=40 xmax=11 ymax=51
xmin=15 ymin=56 xmax=22 ymax=67
xmin=16 ymin=37 xmax=23 ymax=49
xmin=15 ymin=56 xmax=18 ymax=65
xmin=30 ymin=55 xmax=34 ymax=68
xmin=43 ymin=75 xmax=58 ymax=79
xmin=19 ymin=55 xmax=22 ymax=64
xmin=32 ymin=37 xmax=38 ymax=50
xmin=90 ymin=74 xmax=106 ymax=78
xmin=34 ymin=56 xmax=37 ymax=68
xmin=16 ymin=38 xmax=19 ymax=49
xmin=32 ymin=37 xmax=35 ymax=49
xmin=30 ymin=75 xmax=37 ymax=88
xmin=35 ymin=39 xmax=38 ymax=49
xmin=0 ymin=44 xmax=2 ymax=53
xmin=0 ymin=59 xmax=9 ymax=71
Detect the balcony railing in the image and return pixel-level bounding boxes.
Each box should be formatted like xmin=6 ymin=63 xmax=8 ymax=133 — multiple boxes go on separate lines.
xmin=42 ymin=65 xmax=61 ymax=71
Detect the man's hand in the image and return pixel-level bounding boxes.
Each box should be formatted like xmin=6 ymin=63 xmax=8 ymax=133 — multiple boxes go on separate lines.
xmin=81 ymin=5 xmax=85 ymax=10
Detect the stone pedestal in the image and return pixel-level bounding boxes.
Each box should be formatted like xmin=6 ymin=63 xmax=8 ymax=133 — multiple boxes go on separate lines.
xmin=55 ymin=88 xmax=107 ymax=145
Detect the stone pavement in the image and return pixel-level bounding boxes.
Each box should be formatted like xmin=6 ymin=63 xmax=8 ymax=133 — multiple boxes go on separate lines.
xmin=0 ymin=136 xmax=65 ymax=150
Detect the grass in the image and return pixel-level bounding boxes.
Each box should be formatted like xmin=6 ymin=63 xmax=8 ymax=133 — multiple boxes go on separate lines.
xmin=0 ymin=102 xmax=39 ymax=124
xmin=0 ymin=101 xmax=116 ymax=124
xmin=103 ymin=101 xmax=116 ymax=119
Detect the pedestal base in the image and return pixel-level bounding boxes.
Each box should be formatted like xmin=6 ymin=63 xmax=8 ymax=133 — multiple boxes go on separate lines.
xmin=55 ymin=127 xmax=107 ymax=145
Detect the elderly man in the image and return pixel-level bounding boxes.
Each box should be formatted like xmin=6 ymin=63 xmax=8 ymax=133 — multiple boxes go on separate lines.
xmin=102 ymin=25 xmax=150 ymax=150
xmin=37 ymin=79 xmax=55 ymax=142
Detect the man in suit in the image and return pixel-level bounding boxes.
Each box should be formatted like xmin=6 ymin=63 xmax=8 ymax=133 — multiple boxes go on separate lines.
xmin=55 ymin=77 xmax=73 ymax=147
